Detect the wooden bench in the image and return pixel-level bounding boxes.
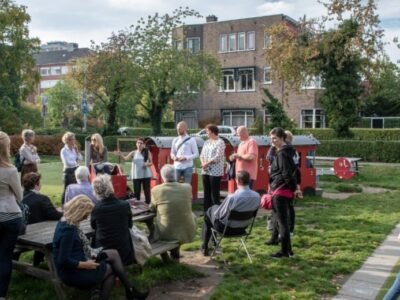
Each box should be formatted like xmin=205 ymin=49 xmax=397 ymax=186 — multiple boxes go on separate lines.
xmin=307 ymin=156 xmax=362 ymax=173
xmin=13 ymin=212 xmax=155 ymax=300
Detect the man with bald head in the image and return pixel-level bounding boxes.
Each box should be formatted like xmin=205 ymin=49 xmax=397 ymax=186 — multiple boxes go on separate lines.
xmin=171 ymin=121 xmax=199 ymax=184
xmin=229 ymin=126 xmax=258 ymax=189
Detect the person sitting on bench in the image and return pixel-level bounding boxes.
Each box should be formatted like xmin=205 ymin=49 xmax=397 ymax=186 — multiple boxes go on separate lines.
xmin=64 ymin=166 xmax=97 ymax=205
xmin=201 ymin=170 xmax=260 ymax=256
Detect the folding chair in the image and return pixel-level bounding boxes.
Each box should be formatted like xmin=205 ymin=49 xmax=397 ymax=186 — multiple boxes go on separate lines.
xmin=210 ymin=209 xmax=258 ymax=263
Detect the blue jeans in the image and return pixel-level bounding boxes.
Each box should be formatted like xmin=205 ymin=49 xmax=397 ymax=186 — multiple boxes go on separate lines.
xmin=0 ymin=217 xmax=22 ymax=297
xmin=176 ymin=167 xmax=193 ymax=184
xmin=384 ymin=272 xmax=400 ymax=300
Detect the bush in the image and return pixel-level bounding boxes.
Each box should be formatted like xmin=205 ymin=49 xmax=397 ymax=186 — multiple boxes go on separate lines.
xmin=295 ymin=128 xmax=400 ymax=141
xmin=10 ymin=135 xmax=65 ymax=155
xmin=0 ymin=104 xmax=42 ymax=135
xmin=317 ymin=140 xmax=400 ymax=162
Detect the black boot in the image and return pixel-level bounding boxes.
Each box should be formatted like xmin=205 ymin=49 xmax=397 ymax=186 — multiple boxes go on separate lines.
xmin=125 ymin=286 xmax=149 ymax=300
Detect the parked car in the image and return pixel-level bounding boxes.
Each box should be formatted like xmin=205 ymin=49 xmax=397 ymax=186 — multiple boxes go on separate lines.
xmin=192 ymin=125 xmax=237 ymax=137
xmin=117 ymin=127 xmax=129 ymax=136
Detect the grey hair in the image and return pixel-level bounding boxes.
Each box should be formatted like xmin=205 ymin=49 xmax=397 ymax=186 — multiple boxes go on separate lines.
xmin=22 ymin=129 xmax=35 ymax=143
xmin=92 ymin=174 xmax=114 ymax=200
xmin=160 ymin=164 xmax=176 ymax=183
xmin=75 ymin=166 xmax=90 ymax=182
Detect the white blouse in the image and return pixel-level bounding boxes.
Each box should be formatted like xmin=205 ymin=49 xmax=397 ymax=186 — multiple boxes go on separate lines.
xmin=200 ymin=138 xmax=225 ymax=176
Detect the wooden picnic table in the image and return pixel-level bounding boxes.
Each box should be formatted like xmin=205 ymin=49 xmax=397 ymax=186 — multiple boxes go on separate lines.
xmin=13 ymin=211 xmax=155 ymax=300
xmin=307 ymin=156 xmax=362 ymax=172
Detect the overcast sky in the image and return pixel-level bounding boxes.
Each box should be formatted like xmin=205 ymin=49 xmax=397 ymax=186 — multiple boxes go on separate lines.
xmin=15 ymin=0 xmax=400 ymax=64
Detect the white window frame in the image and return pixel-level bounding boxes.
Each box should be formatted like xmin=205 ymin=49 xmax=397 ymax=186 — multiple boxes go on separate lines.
xmin=220 ymin=69 xmax=235 ymax=92
xmin=300 ymin=108 xmax=326 ymax=128
xmin=187 ymin=37 xmax=200 ymax=54
xmin=238 ymin=68 xmax=255 ymax=91
xmin=222 ymin=109 xmax=255 ymax=127
xmin=247 ymin=31 xmax=255 ymax=50
xmin=229 ymin=33 xmax=236 ymax=52
xmin=238 ymin=32 xmax=246 ymax=51
xmin=174 ymin=40 xmax=183 ymax=50
xmin=263 ymin=67 xmax=272 ymax=84
xmin=219 ymin=34 xmax=228 ymax=53
xmin=302 ymin=75 xmax=324 ymax=90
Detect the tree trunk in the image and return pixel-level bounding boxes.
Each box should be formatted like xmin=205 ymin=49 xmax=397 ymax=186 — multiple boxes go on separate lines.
xmin=104 ymin=99 xmax=118 ymax=135
xmin=150 ymin=104 xmax=163 ymax=136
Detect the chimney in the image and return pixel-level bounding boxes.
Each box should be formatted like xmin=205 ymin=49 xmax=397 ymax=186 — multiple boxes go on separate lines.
xmin=206 ymin=15 xmax=218 ymax=23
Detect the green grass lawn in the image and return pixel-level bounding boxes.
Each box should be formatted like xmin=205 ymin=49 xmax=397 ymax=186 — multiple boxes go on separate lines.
xmin=8 ymin=159 xmax=400 ymax=299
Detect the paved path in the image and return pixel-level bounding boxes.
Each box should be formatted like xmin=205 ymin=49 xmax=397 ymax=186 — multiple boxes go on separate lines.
xmin=333 ymin=224 xmax=400 ymax=300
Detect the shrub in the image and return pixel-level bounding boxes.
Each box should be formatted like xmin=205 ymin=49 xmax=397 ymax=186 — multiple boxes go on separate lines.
xmin=316 ymin=140 xmax=400 ymax=162
xmin=295 ymin=128 xmax=400 ymax=141
xmin=10 ymin=135 xmax=66 ymax=155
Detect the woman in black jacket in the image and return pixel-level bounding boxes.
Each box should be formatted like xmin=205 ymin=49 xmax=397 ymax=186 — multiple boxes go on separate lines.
xmin=90 ymin=174 xmax=135 ymax=266
xmin=268 ymin=127 xmax=298 ymax=259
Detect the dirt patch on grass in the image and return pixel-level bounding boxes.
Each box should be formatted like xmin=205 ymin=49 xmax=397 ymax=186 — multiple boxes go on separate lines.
xmin=322 ymin=185 xmax=390 ymax=200
xmin=147 ymin=250 xmax=224 ymax=300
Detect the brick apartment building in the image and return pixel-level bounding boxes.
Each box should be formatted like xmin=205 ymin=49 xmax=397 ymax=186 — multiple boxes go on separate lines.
xmin=31 ymin=41 xmax=90 ymax=100
xmin=173 ymin=14 xmax=325 ymax=129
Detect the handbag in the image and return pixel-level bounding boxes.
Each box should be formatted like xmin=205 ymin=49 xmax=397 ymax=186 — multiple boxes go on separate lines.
xmin=17 ymin=201 xmax=30 ymax=235
xmin=130 ymin=225 xmax=152 ymax=266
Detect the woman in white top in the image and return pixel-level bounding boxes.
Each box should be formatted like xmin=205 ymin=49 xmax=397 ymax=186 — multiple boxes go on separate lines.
xmin=60 ymin=132 xmax=83 ymax=205
xmin=116 ymin=138 xmax=153 ymax=203
xmin=19 ymin=129 xmax=40 ymax=184
xmin=0 ymin=131 xmax=23 ymax=298
xmin=200 ymin=124 xmax=226 ymax=212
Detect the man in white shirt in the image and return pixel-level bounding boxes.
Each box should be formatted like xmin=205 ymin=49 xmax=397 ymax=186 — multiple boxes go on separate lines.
xmin=170 ymin=121 xmax=199 ymax=184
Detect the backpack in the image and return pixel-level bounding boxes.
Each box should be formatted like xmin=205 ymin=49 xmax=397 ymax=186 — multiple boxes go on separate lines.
xmin=14 ymin=152 xmax=24 ymax=172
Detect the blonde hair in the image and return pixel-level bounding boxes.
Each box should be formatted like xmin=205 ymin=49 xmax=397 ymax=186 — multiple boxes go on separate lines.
xmin=22 ymin=129 xmax=35 ymax=143
xmin=285 ymin=130 xmax=294 ymax=144
xmin=63 ymin=195 xmax=94 ymax=226
xmin=91 ymin=133 xmax=104 ymax=154
xmin=62 ymin=131 xmax=75 ymax=144
xmin=0 ymin=131 xmax=12 ymax=168
xmin=92 ymin=174 xmax=114 ymax=200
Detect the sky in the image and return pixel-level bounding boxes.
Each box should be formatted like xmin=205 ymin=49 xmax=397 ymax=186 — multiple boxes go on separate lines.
xmin=14 ymin=0 xmax=400 ymax=64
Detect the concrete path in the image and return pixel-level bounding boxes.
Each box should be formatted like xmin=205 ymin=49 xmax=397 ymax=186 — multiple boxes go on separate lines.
xmin=333 ymin=224 xmax=400 ymax=300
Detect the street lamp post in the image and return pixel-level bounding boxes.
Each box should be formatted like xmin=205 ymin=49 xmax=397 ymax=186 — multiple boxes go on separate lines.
xmin=81 ymin=93 xmax=88 ymax=132
xmin=41 ymin=95 xmax=48 ymax=128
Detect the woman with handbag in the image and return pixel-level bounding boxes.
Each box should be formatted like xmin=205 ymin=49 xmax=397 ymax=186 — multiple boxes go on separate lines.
xmin=267 ymin=127 xmax=298 ymax=259
xmin=19 ymin=129 xmax=40 ymax=184
xmin=53 ymin=195 xmax=148 ymax=299
xmin=0 ymin=131 xmax=23 ymax=299
xmin=115 ymin=137 xmax=153 ymax=204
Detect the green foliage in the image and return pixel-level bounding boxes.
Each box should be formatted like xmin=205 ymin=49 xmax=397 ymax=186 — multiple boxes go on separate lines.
xmin=44 ymin=81 xmax=80 ymax=127
xmin=318 ymin=20 xmax=362 ymax=137
xmin=294 ymin=128 xmax=400 ymax=141
xmin=0 ymin=102 xmax=42 ymax=134
xmin=317 ymin=140 xmax=400 ymax=162
xmin=361 ymin=59 xmax=400 ymax=116
xmin=262 ymin=88 xmax=295 ymax=132
xmin=0 ymin=0 xmax=40 ymax=108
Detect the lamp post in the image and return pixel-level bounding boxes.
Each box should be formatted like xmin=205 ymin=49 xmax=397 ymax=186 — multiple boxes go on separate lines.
xmin=41 ymin=95 xmax=48 ymax=128
xmin=81 ymin=93 xmax=88 ymax=132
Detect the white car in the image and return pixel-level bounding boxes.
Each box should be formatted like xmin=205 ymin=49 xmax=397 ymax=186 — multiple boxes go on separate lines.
xmin=117 ymin=127 xmax=129 ymax=136
xmin=193 ymin=125 xmax=237 ymax=137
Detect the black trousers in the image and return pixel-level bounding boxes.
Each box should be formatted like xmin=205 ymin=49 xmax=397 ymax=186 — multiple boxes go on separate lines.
xmin=271 ymin=195 xmax=292 ymax=255
xmin=61 ymin=167 xmax=77 ymax=205
xmin=270 ymin=198 xmax=296 ymax=237
xmin=202 ymin=175 xmax=221 ymax=212
xmin=133 ymin=178 xmax=151 ymax=204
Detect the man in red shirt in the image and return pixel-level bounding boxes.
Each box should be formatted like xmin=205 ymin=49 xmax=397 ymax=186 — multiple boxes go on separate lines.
xmin=229 ymin=126 xmax=258 ymax=189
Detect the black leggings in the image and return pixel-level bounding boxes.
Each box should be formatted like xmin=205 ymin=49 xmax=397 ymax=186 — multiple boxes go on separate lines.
xmin=133 ymin=178 xmax=151 ymax=204
xmin=271 ymin=195 xmax=292 ymax=255
xmin=202 ymin=175 xmax=221 ymax=212
xmin=100 ymin=249 xmax=133 ymax=300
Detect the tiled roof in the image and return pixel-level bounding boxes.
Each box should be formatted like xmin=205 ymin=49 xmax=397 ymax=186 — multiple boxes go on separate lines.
xmin=34 ymin=48 xmax=91 ymax=65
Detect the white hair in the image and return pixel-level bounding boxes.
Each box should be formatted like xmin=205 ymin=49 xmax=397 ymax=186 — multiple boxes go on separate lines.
xmin=160 ymin=164 xmax=176 ymax=183
xmin=22 ymin=129 xmax=35 ymax=143
xmin=92 ymin=174 xmax=114 ymax=200
xmin=75 ymin=166 xmax=90 ymax=182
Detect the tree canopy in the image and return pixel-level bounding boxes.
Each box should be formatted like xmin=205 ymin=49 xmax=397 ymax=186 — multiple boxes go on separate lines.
xmin=264 ymin=0 xmax=385 ymax=137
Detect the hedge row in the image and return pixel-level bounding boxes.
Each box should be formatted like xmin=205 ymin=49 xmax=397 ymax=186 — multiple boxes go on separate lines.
xmin=10 ymin=135 xmax=66 ymax=156
xmin=295 ymin=128 xmax=400 ymax=141
xmin=317 ymin=140 xmax=400 ymax=162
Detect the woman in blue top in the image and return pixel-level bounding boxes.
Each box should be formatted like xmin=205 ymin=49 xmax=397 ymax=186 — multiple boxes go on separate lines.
xmin=53 ymin=195 xmax=148 ymax=299
xmin=116 ymin=138 xmax=153 ymax=203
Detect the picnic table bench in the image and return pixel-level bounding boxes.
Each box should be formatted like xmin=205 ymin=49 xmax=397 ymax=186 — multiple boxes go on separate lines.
xmin=12 ymin=211 xmax=178 ymax=299
xmin=307 ymin=156 xmax=361 ymax=172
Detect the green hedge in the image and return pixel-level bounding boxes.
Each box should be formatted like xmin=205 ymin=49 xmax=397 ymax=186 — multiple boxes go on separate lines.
xmin=317 ymin=140 xmax=400 ymax=162
xmin=295 ymin=128 xmax=400 ymax=141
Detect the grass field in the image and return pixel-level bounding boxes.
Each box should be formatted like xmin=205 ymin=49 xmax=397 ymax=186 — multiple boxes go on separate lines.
xmin=7 ymin=160 xmax=400 ymax=299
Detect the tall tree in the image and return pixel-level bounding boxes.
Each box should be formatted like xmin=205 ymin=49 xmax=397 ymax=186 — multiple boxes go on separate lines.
xmin=125 ymin=7 xmax=222 ymax=135
xmin=264 ymin=0 xmax=384 ymax=137
xmin=72 ymin=34 xmax=134 ymax=135
xmin=0 ymin=0 xmax=39 ymax=107
xmin=262 ymin=88 xmax=295 ymax=132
